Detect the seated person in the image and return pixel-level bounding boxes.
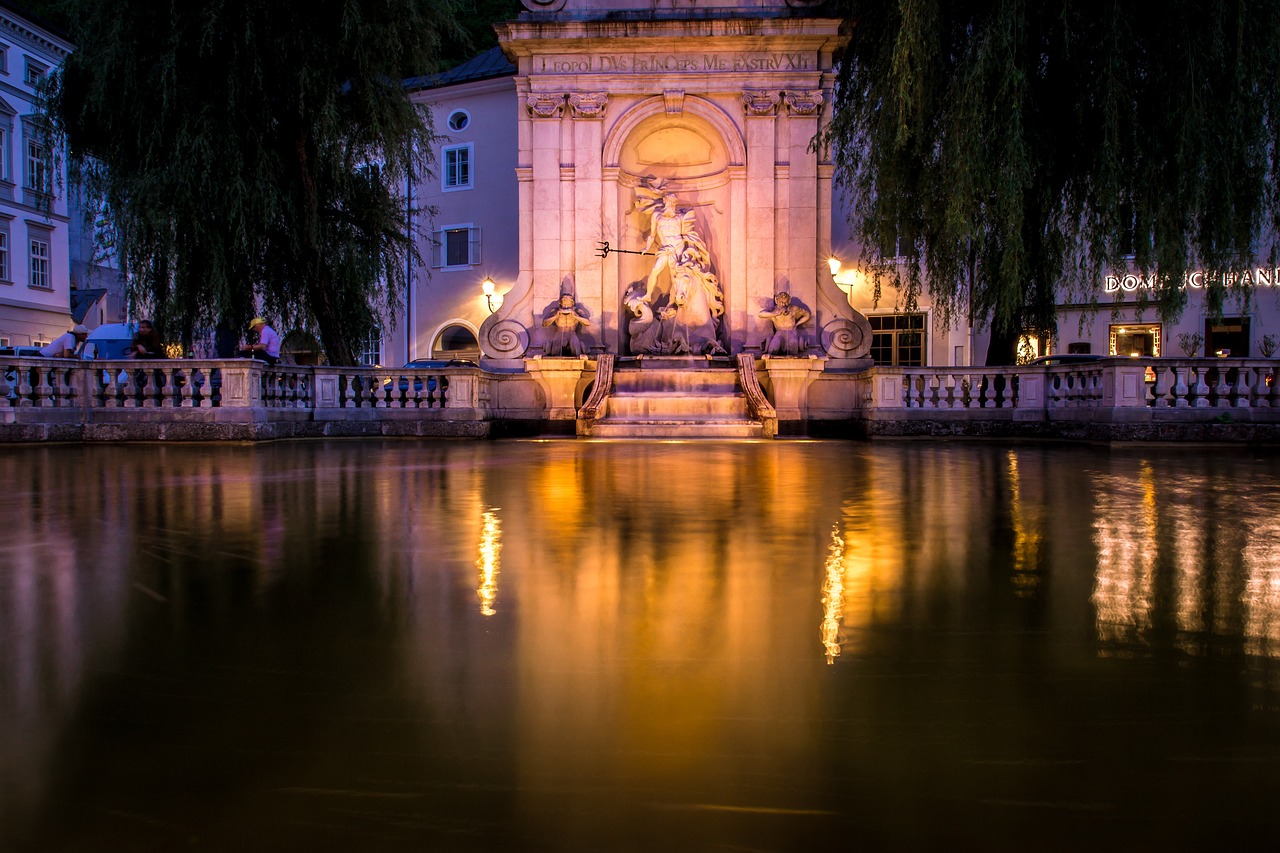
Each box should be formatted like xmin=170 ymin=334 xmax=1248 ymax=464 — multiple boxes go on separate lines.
xmin=126 ymin=319 xmax=166 ymax=359
xmin=240 ymin=317 xmax=281 ymax=365
xmin=39 ymin=324 xmax=89 ymax=358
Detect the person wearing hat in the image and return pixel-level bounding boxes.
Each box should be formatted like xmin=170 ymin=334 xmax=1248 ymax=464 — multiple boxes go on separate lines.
xmin=39 ymin=324 xmax=89 ymax=358
xmin=240 ymin=317 xmax=281 ymax=365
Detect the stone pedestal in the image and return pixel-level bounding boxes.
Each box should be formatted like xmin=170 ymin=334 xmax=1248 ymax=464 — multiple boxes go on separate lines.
xmin=525 ymin=356 xmax=590 ymax=419
xmin=760 ymin=355 xmax=826 ymax=421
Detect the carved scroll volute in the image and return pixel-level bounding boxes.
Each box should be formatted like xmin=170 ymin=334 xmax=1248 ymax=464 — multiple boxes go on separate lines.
xmin=742 ymin=90 xmax=781 ymax=117
xmin=783 ymin=90 xmax=825 ymax=117
xmin=568 ymin=92 xmax=608 ymax=119
xmin=526 ymin=93 xmax=566 ymax=119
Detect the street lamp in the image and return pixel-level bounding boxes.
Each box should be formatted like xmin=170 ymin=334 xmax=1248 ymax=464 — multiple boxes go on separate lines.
xmin=481 ymin=277 xmax=499 ymax=313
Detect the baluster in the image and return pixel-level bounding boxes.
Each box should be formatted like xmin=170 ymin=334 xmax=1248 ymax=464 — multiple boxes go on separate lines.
xmin=1191 ymin=366 xmax=1211 ymax=407
xmin=1172 ymin=366 xmax=1190 ymax=407
xmin=59 ymin=367 xmax=78 ymax=408
xmin=33 ymin=366 xmax=54 ymax=407
xmin=922 ymin=375 xmax=938 ymax=409
xmin=14 ymin=364 xmax=33 ymax=407
xmin=121 ymin=369 xmax=139 ymax=407
xmin=1266 ymin=366 xmax=1280 ymax=408
xmin=342 ymin=374 xmax=357 ymax=407
xmin=1236 ymin=367 xmax=1256 ymax=408
xmin=1151 ymin=364 xmax=1171 ymax=407
xmin=0 ymin=366 xmax=11 ymax=407
xmin=1212 ymin=368 xmax=1230 ymax=408
xmin=438 ymin=375 xmax=450 ymax=407
xmin=181 ymin=369 xmax=197 ymax=407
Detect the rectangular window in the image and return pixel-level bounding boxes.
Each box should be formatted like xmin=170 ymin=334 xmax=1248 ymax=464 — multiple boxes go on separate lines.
xmin=358 ymin=329 xmax=382 ymax=367
xmin=1110 ymin=323 xmax=1161 ymax=357
xmin=442 ymin=143 xmax=472 ymax=191
xmin=0 ymin=44 xmax=8 ymax=75
xmin=24 ymin=58 xmax=46 ymax=86
xmin=26 ymin=138 xmax=49 ymax=193
xmin=0 ymin=228 xmax=9 ymax=281
xmin=29 ymin=235 xmax=49 ymax=288
xmin=869 ymin=313 xmax=926 ymax=366
xmin=0 ymin=126 xmax=8 ymax=181
xmin=431 ymin=225 xmax=481 ymax=269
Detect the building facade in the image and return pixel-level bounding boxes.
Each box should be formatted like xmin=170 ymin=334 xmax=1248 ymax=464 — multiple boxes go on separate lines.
xmin=0 ymin=2 xmax=72 ymax=350
xmin=387 ymin=0 xmax=1280 ymax=372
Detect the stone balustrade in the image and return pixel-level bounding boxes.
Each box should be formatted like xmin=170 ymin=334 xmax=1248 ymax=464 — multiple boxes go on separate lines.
xmin=3 ymin=355 xmax=1278 ymax=442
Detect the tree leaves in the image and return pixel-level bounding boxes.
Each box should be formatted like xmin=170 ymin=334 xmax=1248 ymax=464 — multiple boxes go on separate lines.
xmin=824 ymin=0 xmax=1280 ymax=363
xmin=43 ymin=0 xmax=464 ymax=363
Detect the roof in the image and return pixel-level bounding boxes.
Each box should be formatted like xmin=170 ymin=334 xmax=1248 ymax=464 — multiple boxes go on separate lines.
xmin=70 ymin=288 xmax=106 ymax=323
xmin=404 ymin=46 xmax=516 ymax=92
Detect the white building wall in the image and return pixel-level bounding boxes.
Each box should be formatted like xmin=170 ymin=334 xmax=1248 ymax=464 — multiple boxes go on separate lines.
xmin=0 ymin=6 xmax=72 ymax=349
xmin=384 ymin=75 xmax=520 ymax=367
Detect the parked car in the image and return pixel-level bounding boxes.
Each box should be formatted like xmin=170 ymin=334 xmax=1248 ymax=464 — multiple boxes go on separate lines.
xmin=382 ymin=358 xmax=475 ymax=395
xmin=0 ymin=345 xmax=45 ymax=357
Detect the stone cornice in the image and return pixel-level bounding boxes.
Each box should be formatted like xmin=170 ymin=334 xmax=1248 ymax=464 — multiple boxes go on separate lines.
xmin=0 ymin=13 xmax=73 ymax=62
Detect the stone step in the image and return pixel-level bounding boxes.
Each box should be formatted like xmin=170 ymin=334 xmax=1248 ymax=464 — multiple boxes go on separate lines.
xmin=612 ymin=369 xmax=741 ymax=395
xmin=589 ymin=419 xmax=765 ymax=439
xmin=605 ymin=394 xmax=752 ymax=418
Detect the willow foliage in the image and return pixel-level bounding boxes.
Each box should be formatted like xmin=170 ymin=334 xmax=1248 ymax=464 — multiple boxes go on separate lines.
xmin=822 ymin=0 xmax=1280 ymax=363
xmin=44 ymin=0 xmax=462 ymax=364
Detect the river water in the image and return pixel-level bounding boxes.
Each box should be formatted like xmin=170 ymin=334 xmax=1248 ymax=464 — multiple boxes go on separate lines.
xmin=2 ymin=439 xmax=1278 ymax=851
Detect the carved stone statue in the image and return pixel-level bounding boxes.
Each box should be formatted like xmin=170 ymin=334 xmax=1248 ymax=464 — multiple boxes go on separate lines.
xmin=758 ymin=292 xmax=811 ymax=355
xmin=542 ymin=294 xmax=590 ymax=356
xmin=628 ymin=182 xmax=725 ymax=356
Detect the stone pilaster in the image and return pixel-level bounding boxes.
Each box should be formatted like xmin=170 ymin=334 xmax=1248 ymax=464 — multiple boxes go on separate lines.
xmin=743 ymin=89 xmax=780 ymax=317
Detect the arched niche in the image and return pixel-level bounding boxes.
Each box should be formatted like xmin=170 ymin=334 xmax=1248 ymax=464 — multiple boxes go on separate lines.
xmin=605 ymin=97 xmax=741 ymax=337
xmin=603 ymin=95 xmax=745 ymax=171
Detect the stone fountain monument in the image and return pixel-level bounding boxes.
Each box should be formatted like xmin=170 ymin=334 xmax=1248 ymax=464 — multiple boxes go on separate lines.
xmin=479 ymin=0 xmax=872 ymax=433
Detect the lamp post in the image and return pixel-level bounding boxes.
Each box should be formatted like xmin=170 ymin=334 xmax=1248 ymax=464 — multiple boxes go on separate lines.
xmin=481 ymin=277 xmax=498 ymax=314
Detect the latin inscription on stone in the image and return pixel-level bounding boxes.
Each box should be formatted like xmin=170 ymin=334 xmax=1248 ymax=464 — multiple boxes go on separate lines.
xmin=538 ymin=53 xmax=814 ymax=74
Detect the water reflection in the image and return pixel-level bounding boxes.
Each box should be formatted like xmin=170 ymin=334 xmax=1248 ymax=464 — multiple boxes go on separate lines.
xmin=1 ymin=440 xmax=1279 ymax=850
xmin=820 ymin=526 xmax=846 ymax=663
xmin=477 ymin=508 xmax=502 ymax=616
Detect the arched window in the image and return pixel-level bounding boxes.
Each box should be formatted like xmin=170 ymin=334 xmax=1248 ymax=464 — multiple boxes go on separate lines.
xmin=433 ymin=324 xmax=479 ymax=362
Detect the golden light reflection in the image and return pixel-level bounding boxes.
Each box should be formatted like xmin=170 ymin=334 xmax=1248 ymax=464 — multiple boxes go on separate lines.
xmin=820 ymin=525 xmax=846 ymax=663
xmin=1091 ymin=462 xmax=1158 ymax=646
xmin=1007 ymin=451 xmax=1043 ymax=597
xmin=1243 ymin=520 xmax=1280 ymax=658
xmin=476 ymin=508 xmax=502 ymax=617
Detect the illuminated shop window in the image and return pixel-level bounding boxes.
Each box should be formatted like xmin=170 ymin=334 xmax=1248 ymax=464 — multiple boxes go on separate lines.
xmin=869 ymin=313 xmax=925 ymax=366
xmin=1110 ymin=324 xmax=1161 ymax=357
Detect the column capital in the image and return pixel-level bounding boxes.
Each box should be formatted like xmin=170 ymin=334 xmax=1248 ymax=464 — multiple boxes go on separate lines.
xmin=742 ymin=90 xmax=781 ymax=117
xmin=568 ymin=92 xmax=608 ymax=119
xmin=784 ymin=90 xmax=825 ymax=117
xmin=526 ymin=93 xmax=566 ymax=119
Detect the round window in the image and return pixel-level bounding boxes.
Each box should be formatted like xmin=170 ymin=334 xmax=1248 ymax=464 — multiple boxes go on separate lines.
xmin=447 ymin=110 xmax=470 ymax=132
